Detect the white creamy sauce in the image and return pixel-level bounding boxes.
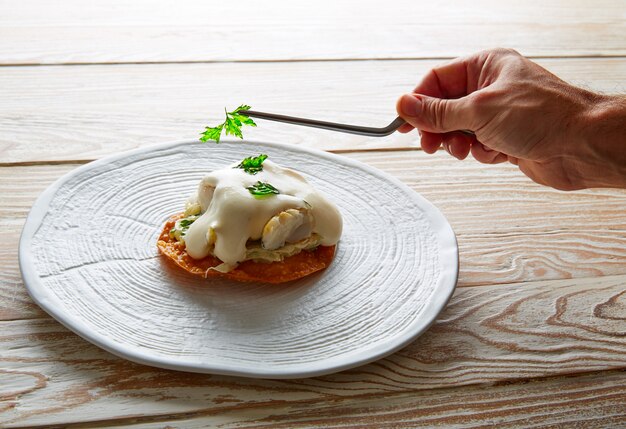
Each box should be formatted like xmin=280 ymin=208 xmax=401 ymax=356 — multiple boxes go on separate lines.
xmin=184 ymin=159 xmax=342 ymax=267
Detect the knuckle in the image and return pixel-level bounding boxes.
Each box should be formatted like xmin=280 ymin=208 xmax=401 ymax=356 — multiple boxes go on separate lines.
xmin=491 ymin=47 xmax=521 ymax=57
xmin=469 ymin=90 xmax=489 ymax=107
xmin=467 ymin=90 xmax=491 ymax=118
xmin=471 ymin=87 xmax=506 ymax=110
xmin=475 ymin=48 xmax=520 ymax=64
xmin=466 ymin=89 xmax=505 ymax=132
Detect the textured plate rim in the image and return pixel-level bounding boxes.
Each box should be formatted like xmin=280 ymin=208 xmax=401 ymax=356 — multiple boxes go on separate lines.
xmin=19 ymin=139 xmax=458 ymax=379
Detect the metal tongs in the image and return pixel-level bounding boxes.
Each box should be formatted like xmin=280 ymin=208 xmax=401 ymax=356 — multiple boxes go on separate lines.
xmin=239 ymin=110 xmax=475 ymax=137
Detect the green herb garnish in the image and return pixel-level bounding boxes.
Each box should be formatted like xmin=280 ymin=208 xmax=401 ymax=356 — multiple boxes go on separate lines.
xmin=178 ymin=218 xmax=195 ymax=229
xmin=247 ymin=181 xmax=279 ymax=199
xmin=200 ymin=104 xmax=257 ymax=143
xmin=169 ymin=215 xmax=199 ymax=242
xmin=236 ymin=154 xmax=268 ymax=175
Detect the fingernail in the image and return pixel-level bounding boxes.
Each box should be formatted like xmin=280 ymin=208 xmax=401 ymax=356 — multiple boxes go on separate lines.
xmin=400 ymin=94 xmax=421 ymax=117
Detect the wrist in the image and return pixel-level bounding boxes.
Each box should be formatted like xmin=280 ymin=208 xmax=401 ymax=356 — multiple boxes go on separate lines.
xmin=577 ymin=95 xmax=626 ymax=189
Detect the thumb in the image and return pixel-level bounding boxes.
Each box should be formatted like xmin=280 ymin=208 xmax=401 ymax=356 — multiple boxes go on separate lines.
xmin=397 ymin=93 xmax=473 ymax=133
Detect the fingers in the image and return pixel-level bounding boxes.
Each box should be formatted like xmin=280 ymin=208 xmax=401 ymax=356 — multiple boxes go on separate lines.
xmin=412 ymin=54 xmax=485 ymax=98
xmin=419 ymin=131 xmax=475 ymax=159
xmin=471 ymin=142 xmax=508 ymax=164
xmin=442 ymin=133 xmax=474 ymax=160
xmin=395 ymin=51 xmax=491 ymax=143
xmin=413 ymin=48 xmax=522 ymax=98
xmin=407 ymin=121 xmax=508 ymax=163
xmin=397 ymin=93 xmax=476 ymax=134
xmin=397 ymin=48 xmax=522 ymax=136
xmin=417 ymin=130 xmax=509 ymax=164
xmin=398 ymin=49 xmax=527 ymax=160
xmin=397 ymin=122 xmax=414 ymax=134
xmin=420 ymin=131 xmax=442 ymax=154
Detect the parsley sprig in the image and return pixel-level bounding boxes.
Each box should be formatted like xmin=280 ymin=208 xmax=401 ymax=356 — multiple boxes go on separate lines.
xmin=236 ymin=154 xmax=268 ymax=175
xmin=247 ymin=181 xmax=279 ymax=199
xmin=200 ymin=105 xmax=257 ymax=143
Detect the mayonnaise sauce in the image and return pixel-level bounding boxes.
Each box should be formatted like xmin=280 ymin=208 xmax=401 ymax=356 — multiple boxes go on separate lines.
xmin=184 ymin=159 xmax=342 ymax=268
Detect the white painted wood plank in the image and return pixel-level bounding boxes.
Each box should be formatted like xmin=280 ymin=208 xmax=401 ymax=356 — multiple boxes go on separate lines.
xmin=91 ymin=371 xmax=626 ymax=428
xmin=1 ymin=276 xmax=625 ymax=426
xmin=0 ymin=0 xmax=625 ymax=64
xmin=348 ymin=151 xmax=626 ymax=286
xmin=1 ymin=58 xmax=625 ymax=163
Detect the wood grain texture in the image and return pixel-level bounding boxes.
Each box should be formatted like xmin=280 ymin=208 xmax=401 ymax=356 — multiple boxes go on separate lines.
xmin=1 ymin=0 xmax=625 ymax=64
xmin=0 ymin=165 xmax=56 ymax=321
xmin=2 ymin=150 xmax=626 ymax=320
xmin=87 ymin=371 xmax=626 ymax=429
xmin=1 ymin=276 xmax=625 ymax=426
xmin=347 ymin=151 xmax=626 ymax=286
xmin=2 ymin=1 xmax=625 ymax=426
xmin=1 ymin=58 xmax=626 ymax=163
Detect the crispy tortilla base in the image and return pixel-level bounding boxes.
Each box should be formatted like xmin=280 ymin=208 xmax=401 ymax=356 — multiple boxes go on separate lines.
xmin=157 ymin=214 xmax=336 ymax=284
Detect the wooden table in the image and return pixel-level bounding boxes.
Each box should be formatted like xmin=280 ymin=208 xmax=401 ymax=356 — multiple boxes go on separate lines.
xmin=2 ymin=1 xmax=625 ymax=427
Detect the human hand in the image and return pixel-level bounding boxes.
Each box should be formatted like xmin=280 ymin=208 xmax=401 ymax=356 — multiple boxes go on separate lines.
xmin=396 ymin=48 xmax=626 ymax=190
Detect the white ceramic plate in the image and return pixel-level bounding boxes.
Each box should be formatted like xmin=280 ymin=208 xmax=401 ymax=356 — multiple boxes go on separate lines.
xmin=20 ymin=140 xmax=458 ymax=379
